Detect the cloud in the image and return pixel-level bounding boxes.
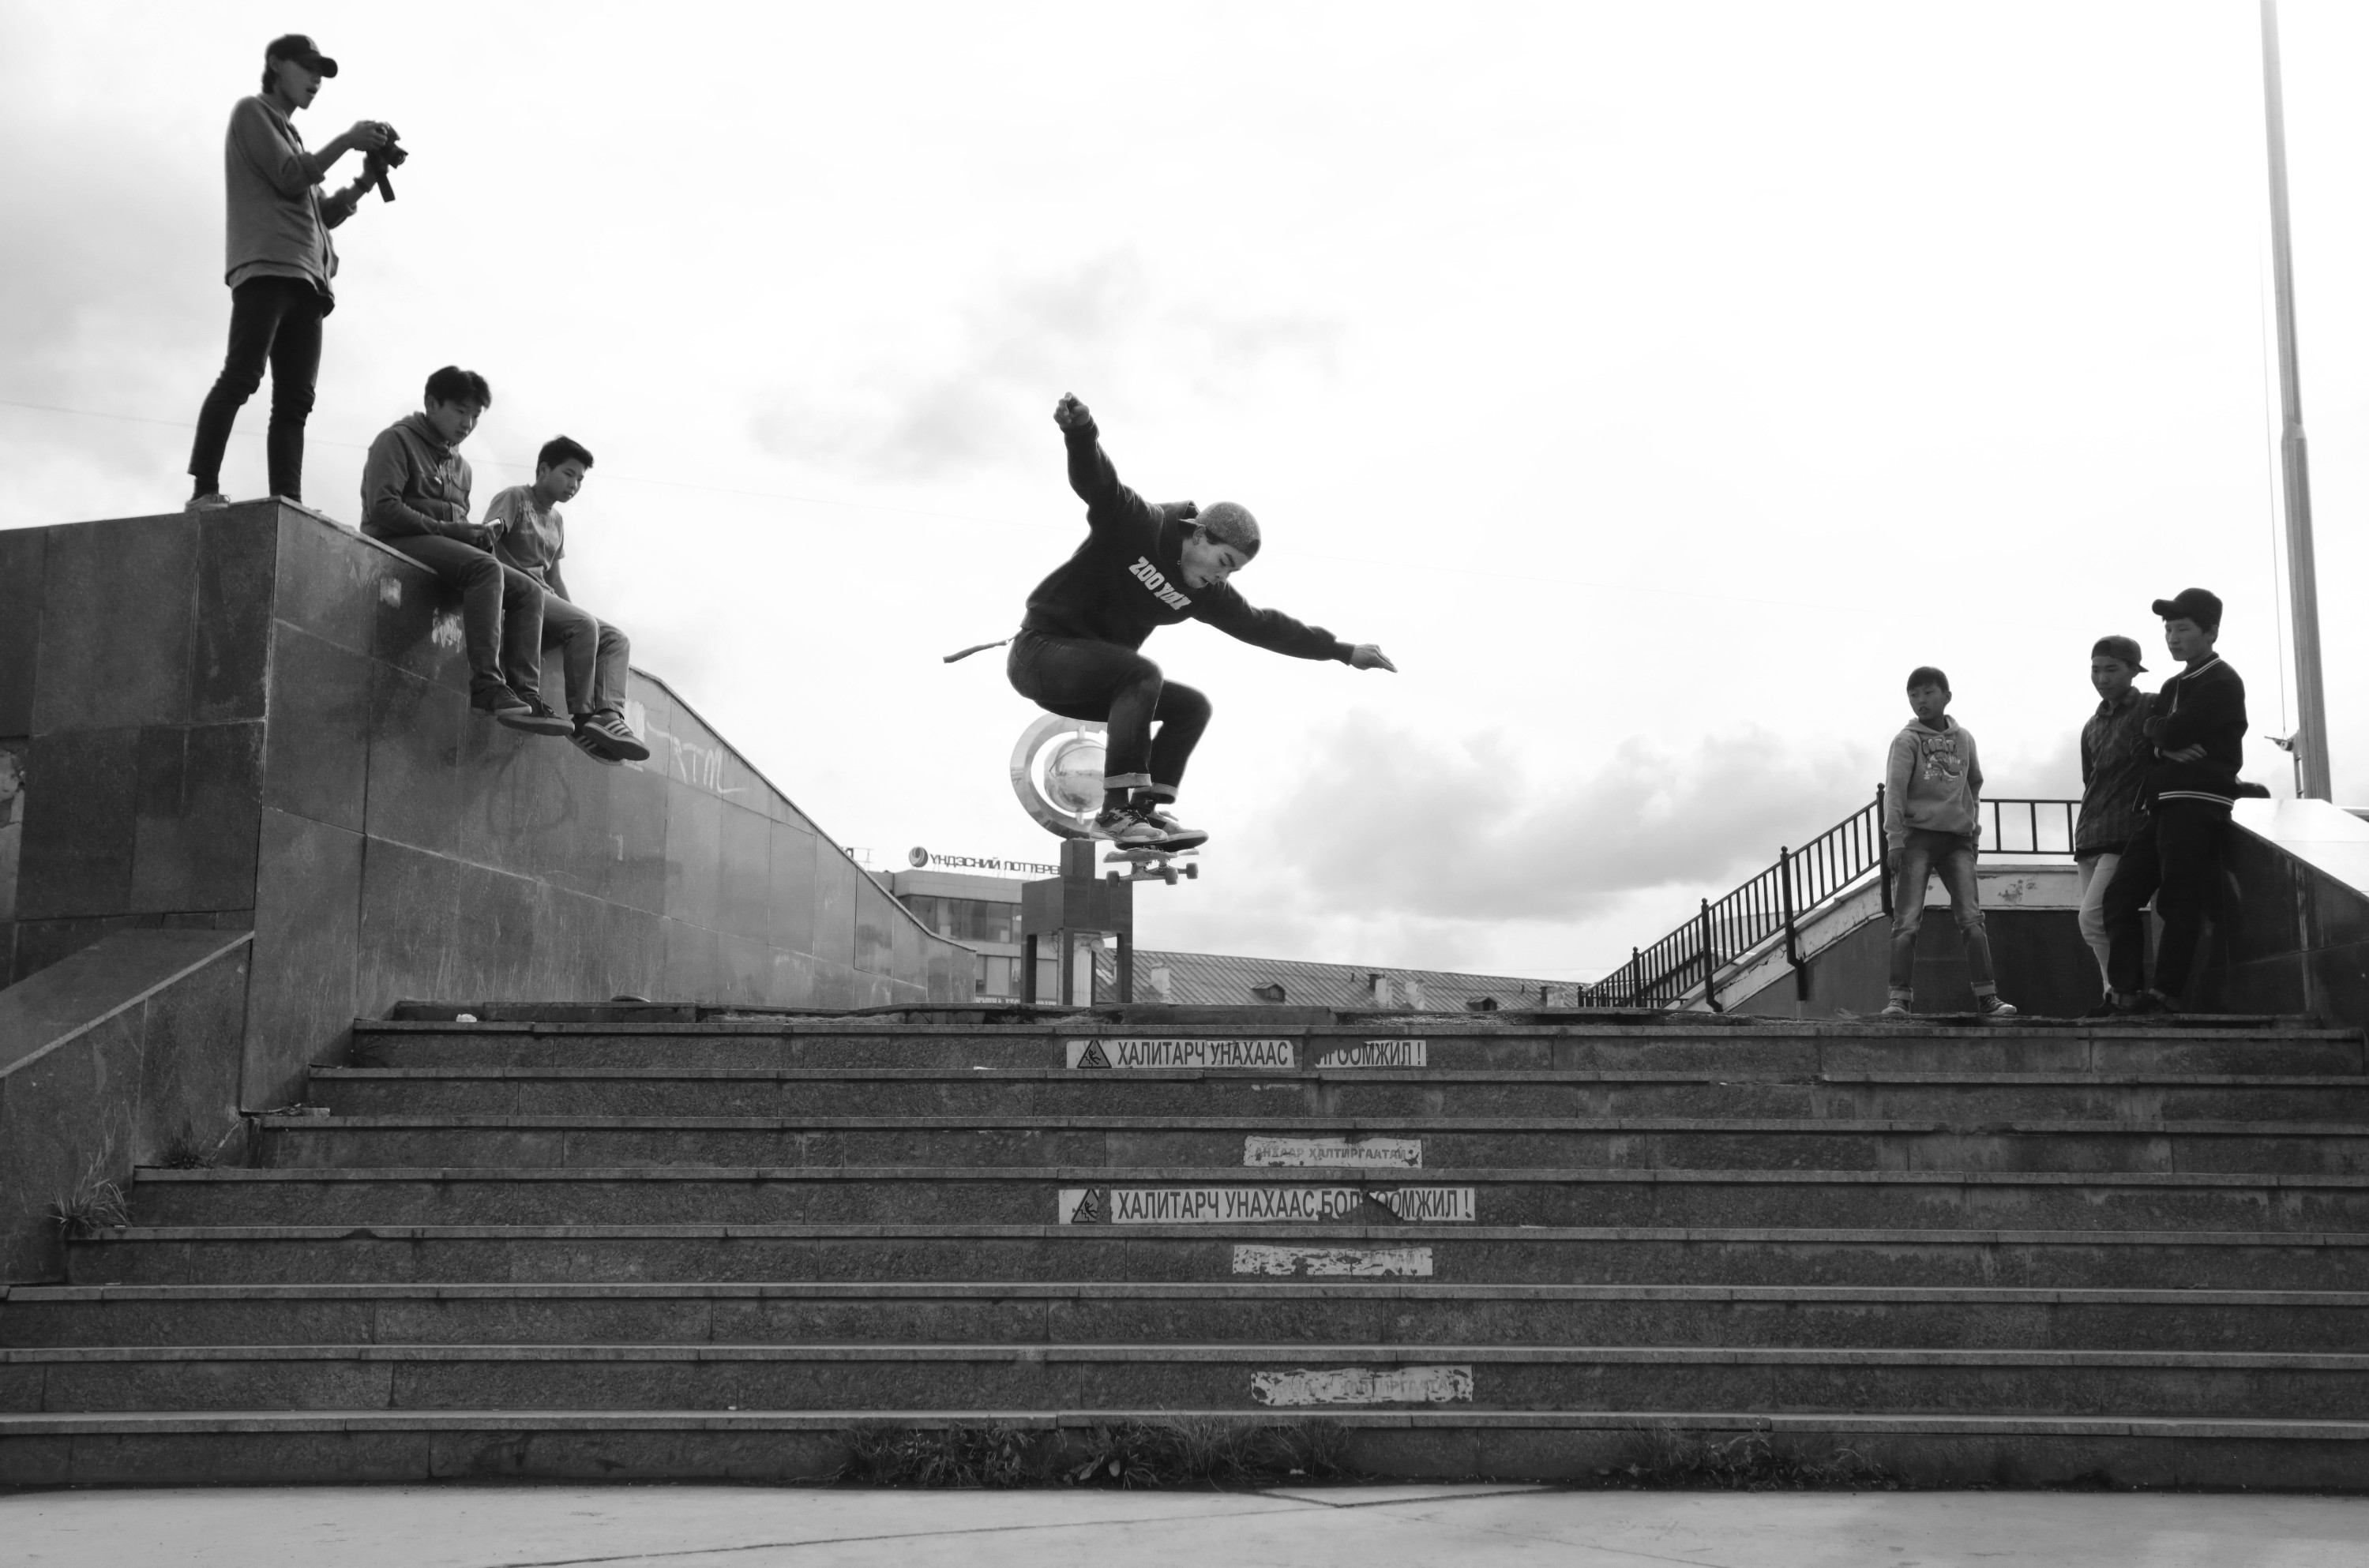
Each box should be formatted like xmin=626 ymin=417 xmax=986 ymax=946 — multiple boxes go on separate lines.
xmin=1233 ymin=714 xmax=1878 ymax=924
xmin=747 ymin=252 xmax=1340 ymax=481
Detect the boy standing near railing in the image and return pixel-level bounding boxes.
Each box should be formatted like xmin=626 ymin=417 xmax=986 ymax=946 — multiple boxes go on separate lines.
xmin=2074 ymin=636 xmax=2156 ymax=1007
xmin=1881 ymin=667 xmax=2017 ymax=1019
xmin=2101 ymin=588 xmax=2250 ymax=1015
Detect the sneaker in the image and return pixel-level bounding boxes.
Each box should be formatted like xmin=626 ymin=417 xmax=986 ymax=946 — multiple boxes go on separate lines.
xmin=184 ymin=492 xmax=230 ymax=513
xmin=2078 ymin=996 xmax=2122 ymax=1019
xmin=1878 ymin=1000 xmax=1911 ymax=1018
xmin=576 ymin=707 xmax=651 ymax=763
xmin=570 ymin=727 xmax=623 ymax=767
xmin=471 ymin=683 xmax=532 ymax=722
xmin=1092 ymin=807 xmax=1163 ymax=848
xmin=503 ymin=692 xmax=578 ymax=737
xmin=1977 ymin=995 xmax=2018 ymax=1019
xmin=1132 ymin=801 xmax=1210 ymax=851
xmin=2130 ymin=990 xmax=2178 ymax=1015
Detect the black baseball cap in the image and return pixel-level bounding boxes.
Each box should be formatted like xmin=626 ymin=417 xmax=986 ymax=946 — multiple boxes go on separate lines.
xmin=265 ymin=35 xmax=339 ymax=77
xmin=2091 ymin=635 xmax=2146 ymax=672
xmin=2150 ymin=587 xmax=2223 ymax=629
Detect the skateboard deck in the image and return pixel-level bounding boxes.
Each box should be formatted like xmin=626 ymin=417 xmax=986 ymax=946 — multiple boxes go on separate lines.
xmin=1103 ymin=846 xmax=1201 ymax=885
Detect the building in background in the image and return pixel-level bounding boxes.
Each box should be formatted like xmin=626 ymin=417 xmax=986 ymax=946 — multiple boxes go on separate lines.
xmin=870 ymin=851 xmax=1574 ymax=1008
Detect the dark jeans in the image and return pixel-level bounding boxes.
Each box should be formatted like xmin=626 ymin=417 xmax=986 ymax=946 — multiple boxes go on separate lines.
xmin=189 ymin=276 xmax=325 ymax=501
xmin=2104 ymin=801 xmax=2228 ymax=1000
xmin=376 ymin=533 xmax=546 ymax=696
xmin=1887 ymin=828 xmax=1998 ymax=999
xmin=1007 ymin=631 xmax=1211 ymax=801
xmin=539 ymin=592 xmax=630 ymax=716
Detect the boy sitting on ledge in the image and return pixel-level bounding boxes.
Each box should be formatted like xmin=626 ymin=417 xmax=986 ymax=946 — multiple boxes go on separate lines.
xmin=482 ymin=437 xmax=650 ymax=763
xmin=360 ymin=366 xmax=572 ymax=737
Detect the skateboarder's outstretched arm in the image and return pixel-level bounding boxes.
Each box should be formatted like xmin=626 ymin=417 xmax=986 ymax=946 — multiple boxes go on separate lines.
xmin=1054 ymin=393 xmax=1161 ymax=535
xmin=1193 ymin=582 xmax=1397 ymax=672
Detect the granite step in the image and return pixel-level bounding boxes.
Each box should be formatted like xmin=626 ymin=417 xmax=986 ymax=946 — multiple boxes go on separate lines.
xmin=11 ymin=1281 xmax=2369 ymax=1352
xmin=307 ymin=1066 xmax=2369 ymax=1123
xmin=3 ymin=1406 xmax=2366 ymax=1488
xmin=351 ymin=1021 xmax=2367 ymax=1078
xmin=130 ymin=1165 xmax=2369 ymax=1232
xmin=7 ymin=1341 xmax=2368 ymax=1420
xmin=253 ymin=1116 xmax=2369 ymax=1176
xmin=65 ymin=1223 xmax=2369 ymax=1291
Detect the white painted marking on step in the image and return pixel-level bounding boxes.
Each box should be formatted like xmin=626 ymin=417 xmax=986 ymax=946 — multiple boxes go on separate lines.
xmin=1057 ymin=1187 xmax=1476 ymax=1225
xmin=1243 ymin=1135 xmax=1422 ymax=1168
xmin=1252 ymin=1365 xmax=1474 ymax=1406
xmin=1232 ymin=1245 xmax=1434 ymax=1277
xmin=1315 ymin=1040 xmax=1429 ymax=1068
xmin=1068 ymin=1038 xmax=1296 ymax=1070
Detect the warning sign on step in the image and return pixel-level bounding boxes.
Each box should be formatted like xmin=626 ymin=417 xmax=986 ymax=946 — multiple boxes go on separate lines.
xmin=1314 ymin=1040 xmax=1429 ymax=1068
xmin=1251 ymin=1364 xmax=1474 ymax=1406
xmin=1232 ymin=1245 xmax=1435 ymax=1277
xmin=1243 ymin=1135 xmax=1422 ymax=1168
xmin=1067 ymin=1038 xmax=1296 ymax=1071
xmin=1056 ymin=1186 xmax=1474 ymax=1225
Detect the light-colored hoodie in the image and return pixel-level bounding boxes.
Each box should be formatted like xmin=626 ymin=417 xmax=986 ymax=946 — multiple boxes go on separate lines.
xmin=1884 ymin=716 xmax=1982 ymax=845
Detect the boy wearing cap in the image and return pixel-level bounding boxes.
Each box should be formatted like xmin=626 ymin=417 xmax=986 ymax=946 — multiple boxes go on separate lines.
xmin=187 ymin=35 xmax=395 ymax=511
xmin=481 ymin=437 xmax=651 ymax=763
xmin=2101 ymin=588 xmax=2248 ymax=1014
xmin=1001 ymin=394 xmax=1397 ymax=851
xmin=1880 ymin=666 xmax=2016 ymax=1019
xmin=2074 ymin=636 xmax=2157 ymax=1004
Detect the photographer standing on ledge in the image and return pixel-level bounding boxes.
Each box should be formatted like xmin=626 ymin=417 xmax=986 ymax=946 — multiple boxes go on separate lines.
xmin=186 ymin=34 xmax=394 ymax=513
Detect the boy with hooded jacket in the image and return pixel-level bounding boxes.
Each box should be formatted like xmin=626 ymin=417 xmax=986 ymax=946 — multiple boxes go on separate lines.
xmin=1881 ymin=666 xmax=2016 ymax=1018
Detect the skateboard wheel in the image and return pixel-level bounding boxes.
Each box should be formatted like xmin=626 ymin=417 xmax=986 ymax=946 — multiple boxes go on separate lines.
xmin=1184 ymin=864 xmax=1199 ymax=880
xmin=1161 ymin=868 xmax=1177 ymax=885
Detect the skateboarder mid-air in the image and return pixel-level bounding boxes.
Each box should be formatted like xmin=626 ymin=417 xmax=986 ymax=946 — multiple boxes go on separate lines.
xmin=1007 ymin=393 xmax=1396 ymax=851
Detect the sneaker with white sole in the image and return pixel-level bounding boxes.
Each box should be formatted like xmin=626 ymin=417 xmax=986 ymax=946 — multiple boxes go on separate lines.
xmin=1977 ymin=995 xmax=2019 ymax=1019
xmin=1131 ymin=802 xmax=1209 ymax=851
xmin=576 ymin=707 xmax=651 ymax=762
xmin=1092 ymin=807 xmax=1164 ymax=848
xmin=1878 ymin=1000 xmax=1912 ymax=1018
xmin=500 ymin=690 xmax=577 ymax=737
xmin=184 ymin=492 xmax=230 ymax=513
xmin=570 ymin=727 xmax=623 ymax=767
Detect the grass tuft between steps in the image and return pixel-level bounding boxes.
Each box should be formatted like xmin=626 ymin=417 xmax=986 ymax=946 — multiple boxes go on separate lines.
xmin=838 ymin=1418 xmax=1357 ymax=1489
xmin=1598 ymin=1430 xmax=1903 ymax=1491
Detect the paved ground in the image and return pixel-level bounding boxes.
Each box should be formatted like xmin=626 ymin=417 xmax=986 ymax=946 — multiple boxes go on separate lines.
xmin=7 ymin=1483 xmax=2369 ymax=1566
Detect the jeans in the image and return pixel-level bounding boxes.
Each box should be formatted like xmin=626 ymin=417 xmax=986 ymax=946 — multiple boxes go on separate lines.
xmin=2076 ymin=850 xmax=2121 ymax=988
xmin=189 ymin=276 xmax=325 ymax=501
xmin=376 ymin=533 xmax=546 ymax=696
xmin=1007 ymin=631 xmax=1211 ymax=804
xmin=539 ymin=593 xmax=631 ymax=716
xmin=1887 ymin=829 xmax=1997 ymax=1000
xmin=2103 ymin=801 xmax=2228 ymax=1000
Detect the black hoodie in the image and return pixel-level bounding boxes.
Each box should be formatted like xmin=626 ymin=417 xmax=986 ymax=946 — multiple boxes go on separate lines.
xmin=1020 ymin=420 xmax=1352 ymax=663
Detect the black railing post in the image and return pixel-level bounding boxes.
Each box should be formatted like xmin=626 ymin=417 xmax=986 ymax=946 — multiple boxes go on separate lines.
xmin=1698 ymin=898 xmax=1722 ymax=1012
xmin=1628 ymin=946 xmax=1642 ymax=1007
xmin=1875 ymin=785 xmax=1891 ymax=917
xmin=1780 ymin=845 xmax=1809 ymax=1001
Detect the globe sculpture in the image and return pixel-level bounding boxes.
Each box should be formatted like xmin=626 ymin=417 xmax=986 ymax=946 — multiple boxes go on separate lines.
xmin=1009 ymin=713 xmax=1108 ymax=839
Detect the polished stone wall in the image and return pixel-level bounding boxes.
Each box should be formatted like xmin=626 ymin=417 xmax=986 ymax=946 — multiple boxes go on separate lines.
xmin=0 ymin=503 xmax=968 ymax=1105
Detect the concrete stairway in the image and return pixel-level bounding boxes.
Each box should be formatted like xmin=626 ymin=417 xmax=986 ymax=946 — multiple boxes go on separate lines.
xmin=6 ymin=1008 xmax=2369 ymax=1487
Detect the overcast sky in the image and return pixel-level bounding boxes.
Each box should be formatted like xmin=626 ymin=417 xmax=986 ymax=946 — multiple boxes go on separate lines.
xmin=6 ymin=2 xmax=2367 ymax=982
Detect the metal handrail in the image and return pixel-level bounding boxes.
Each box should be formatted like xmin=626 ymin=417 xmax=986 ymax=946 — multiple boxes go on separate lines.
xmin=1582 ymin=792 xmax=2082 ymax=1010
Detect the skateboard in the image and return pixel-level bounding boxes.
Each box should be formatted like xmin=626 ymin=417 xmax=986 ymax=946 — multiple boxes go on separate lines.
xmin=1104 ymin=846 xmax=1201 ymax=885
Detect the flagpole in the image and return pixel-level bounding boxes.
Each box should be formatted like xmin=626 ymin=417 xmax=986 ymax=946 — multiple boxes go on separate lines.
xmin=2262 ymin=0 xmax=2332 ymax=800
